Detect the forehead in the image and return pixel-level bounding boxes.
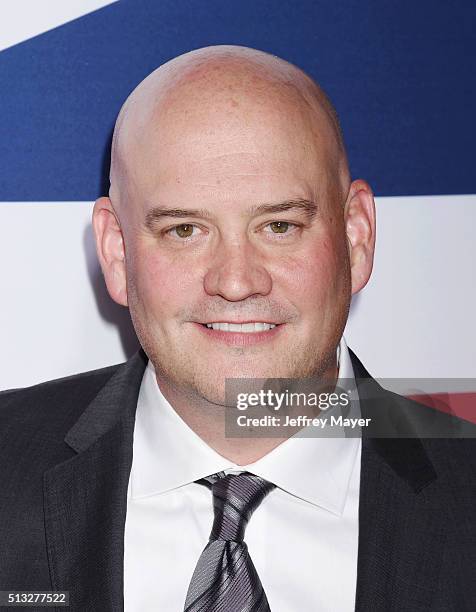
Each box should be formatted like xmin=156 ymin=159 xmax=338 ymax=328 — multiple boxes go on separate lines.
xmin=119 ymin=75 xmax=340 ymax=210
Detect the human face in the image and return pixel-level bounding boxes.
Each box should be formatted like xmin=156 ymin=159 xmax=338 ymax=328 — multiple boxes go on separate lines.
xmin=98 ymin=92 xmax=360 ymax=405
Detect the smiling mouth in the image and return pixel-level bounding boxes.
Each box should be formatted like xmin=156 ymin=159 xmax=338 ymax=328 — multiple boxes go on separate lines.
xmin=202 ymin=322 xmax=278 ymax=332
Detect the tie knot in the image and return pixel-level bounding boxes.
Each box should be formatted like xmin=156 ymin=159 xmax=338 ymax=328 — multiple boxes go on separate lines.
xmin=206 ymin=472 xmax=275 ymax=542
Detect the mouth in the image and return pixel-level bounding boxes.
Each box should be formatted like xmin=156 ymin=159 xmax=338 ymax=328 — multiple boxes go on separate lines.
xmin=202 ymin=321 xmax=277 ymax=333
xmin=194 ymin=320 xmax=283 ymax=346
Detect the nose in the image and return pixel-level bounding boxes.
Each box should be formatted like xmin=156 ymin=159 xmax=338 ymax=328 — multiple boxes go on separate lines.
xmin=203 ymin=239 xmax=272 ymax=301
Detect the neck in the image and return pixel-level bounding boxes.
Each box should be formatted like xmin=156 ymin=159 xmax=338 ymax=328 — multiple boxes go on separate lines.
xmin=155 ymin=359 xmax=339 ymax=465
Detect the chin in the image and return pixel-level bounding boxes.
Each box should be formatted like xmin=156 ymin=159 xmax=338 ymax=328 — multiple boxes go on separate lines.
xmin=213 ymin=360 xmax=284 ymax=381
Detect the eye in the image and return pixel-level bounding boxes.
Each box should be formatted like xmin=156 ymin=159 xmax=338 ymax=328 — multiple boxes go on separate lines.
xmin=269 ymin=221 xmax=289 ymax=234
xmin=264 ymin=221 xmax=296 ymax=234
xmin=168 ymin=223 xmax=199 ymax=238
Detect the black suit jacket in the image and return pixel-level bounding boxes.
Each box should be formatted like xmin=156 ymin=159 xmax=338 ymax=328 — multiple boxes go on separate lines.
xmin=0 ymin=349 xmax=475 ymax=611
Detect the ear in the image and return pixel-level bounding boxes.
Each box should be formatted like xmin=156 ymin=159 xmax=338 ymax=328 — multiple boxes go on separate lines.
xmin=344 ymin=179 xmax=376 ymax=295
xmin=92 ymin=196 xmax=128 ymax=307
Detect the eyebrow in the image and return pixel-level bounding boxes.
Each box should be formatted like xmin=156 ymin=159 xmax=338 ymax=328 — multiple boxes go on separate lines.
xmin=144 ymin=198 xmax=318 ymax=229
xmin=248 ymin=199 xmax=318 ymax=220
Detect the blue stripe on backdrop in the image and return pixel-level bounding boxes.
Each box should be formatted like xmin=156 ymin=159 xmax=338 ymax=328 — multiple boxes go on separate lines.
xmin=0 ymin=0 xmax=474 ymax=201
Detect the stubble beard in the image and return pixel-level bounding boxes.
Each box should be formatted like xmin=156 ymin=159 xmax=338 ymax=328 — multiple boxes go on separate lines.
xmin=134 ymin=321 xmax=342 ymax=408
xmin=127 ymin=271 xmax=351 ymax=409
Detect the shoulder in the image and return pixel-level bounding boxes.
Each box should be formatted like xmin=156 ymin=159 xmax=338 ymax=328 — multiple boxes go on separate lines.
xmin=0 ymin=362 xmax=123 ymax=444
xmin=348 ymin=347 xmax=476 ymax=479
xmin=370 ymin=386 xmax=476 ymax=491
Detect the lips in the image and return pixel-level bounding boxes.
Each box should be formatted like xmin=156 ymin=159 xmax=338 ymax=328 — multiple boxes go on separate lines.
xmin=204 ymin=322 xmax=277 ymax=332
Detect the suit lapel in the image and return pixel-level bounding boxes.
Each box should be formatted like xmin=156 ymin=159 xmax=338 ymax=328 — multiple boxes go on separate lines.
xmin=43 ymin=351 xmax=147 ymax=612
xmin=349 ymin=350 xmax=445 ymax=612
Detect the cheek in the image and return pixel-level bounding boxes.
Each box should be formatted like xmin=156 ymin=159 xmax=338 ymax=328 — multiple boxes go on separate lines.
xmin=276 ymin=236 xmax=346 ymax=306
xmin=127 ymin=243 xmax=201 ymax=317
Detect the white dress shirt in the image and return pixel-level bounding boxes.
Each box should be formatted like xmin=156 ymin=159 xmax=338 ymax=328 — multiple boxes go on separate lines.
xmin=124 ymin=336 xmax=361 ymax=612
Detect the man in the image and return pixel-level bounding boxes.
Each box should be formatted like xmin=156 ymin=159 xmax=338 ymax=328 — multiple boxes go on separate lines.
xmin=0 ymin=46 xmax=474 ymax=612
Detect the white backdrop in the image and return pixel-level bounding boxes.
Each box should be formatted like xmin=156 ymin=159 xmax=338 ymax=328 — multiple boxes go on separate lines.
xmin=1 ymin=195 xmax=475 ymax=391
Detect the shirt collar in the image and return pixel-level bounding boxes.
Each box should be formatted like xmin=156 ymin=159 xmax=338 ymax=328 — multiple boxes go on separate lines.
xmin=129 ymin=336 xmax=360 ymax=516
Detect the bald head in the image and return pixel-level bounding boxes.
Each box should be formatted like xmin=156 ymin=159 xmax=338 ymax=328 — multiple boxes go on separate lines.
xmin=109 ymin=45 xmax=350 ymax=211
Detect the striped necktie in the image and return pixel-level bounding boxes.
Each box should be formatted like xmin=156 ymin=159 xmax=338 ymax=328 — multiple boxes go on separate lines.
xmin=183 ymin=471 xmax=276 ymax=611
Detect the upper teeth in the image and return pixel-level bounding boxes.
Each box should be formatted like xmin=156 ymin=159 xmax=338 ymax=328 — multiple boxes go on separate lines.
xmin=205 ymin=322 xmax=277 ymax=332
